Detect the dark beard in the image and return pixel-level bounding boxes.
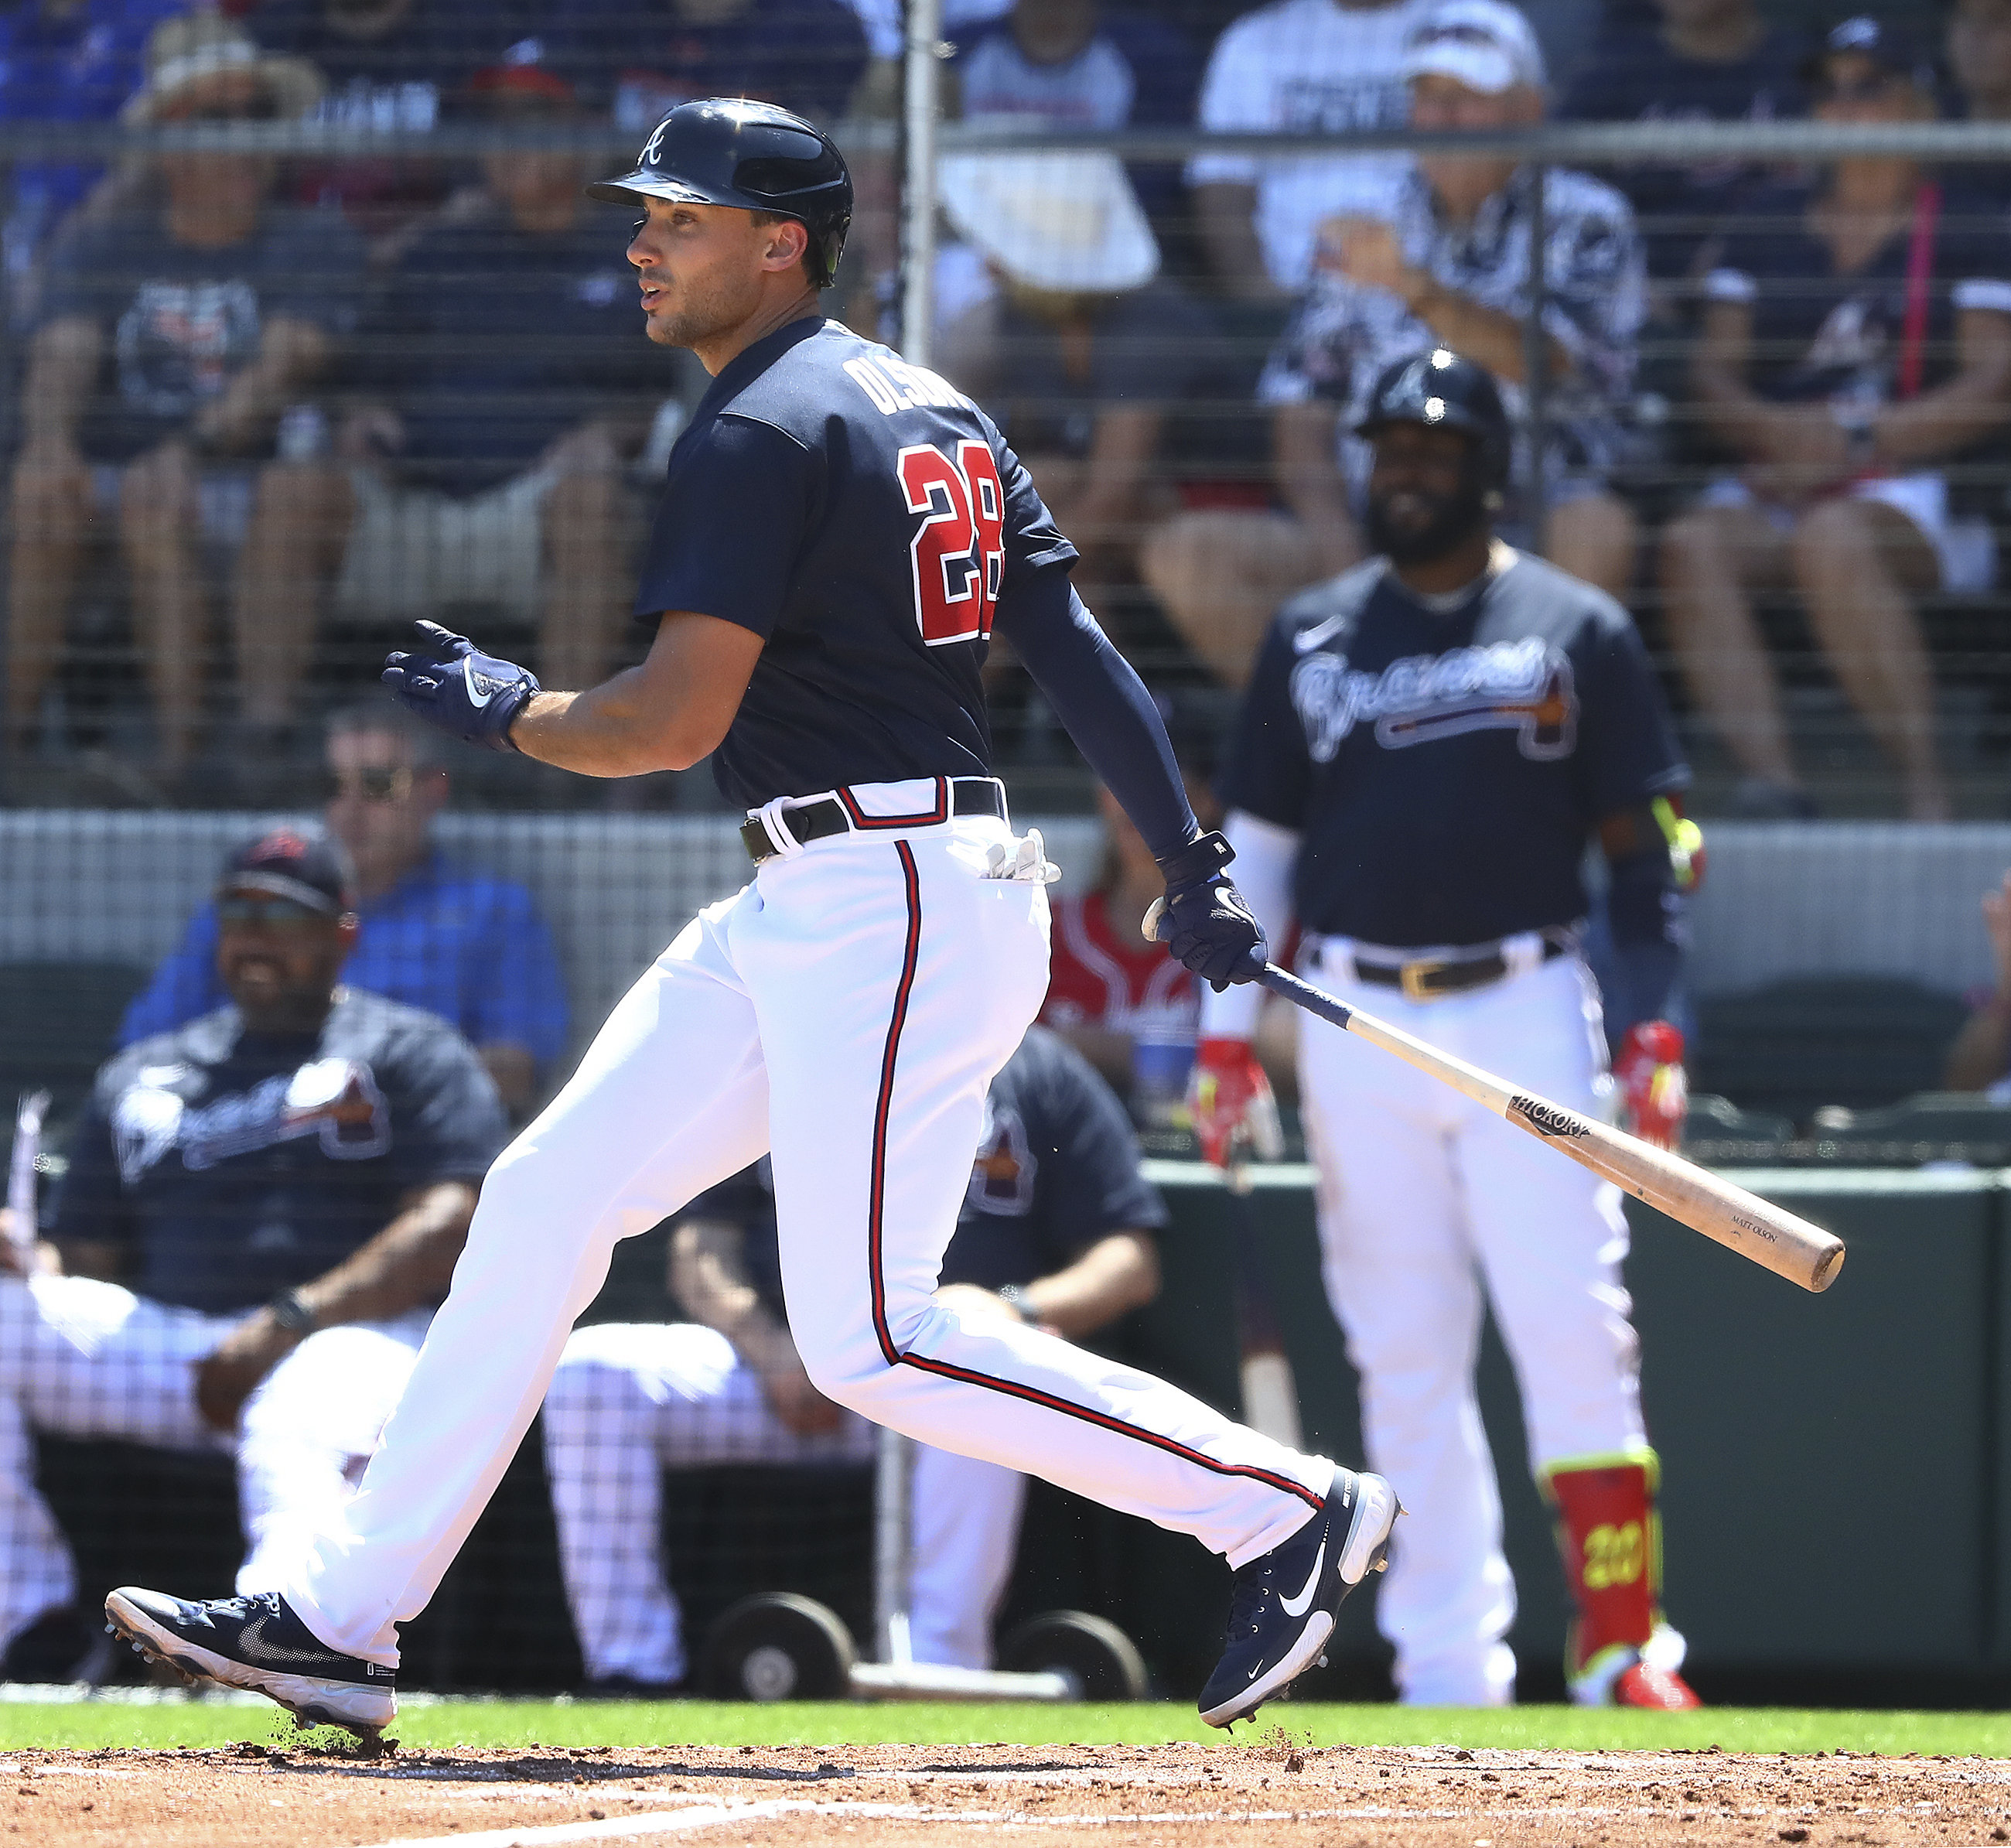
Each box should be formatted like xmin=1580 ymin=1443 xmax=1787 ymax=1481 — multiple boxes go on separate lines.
xmin=1364 ymin=481 xmax=1491 ymax=566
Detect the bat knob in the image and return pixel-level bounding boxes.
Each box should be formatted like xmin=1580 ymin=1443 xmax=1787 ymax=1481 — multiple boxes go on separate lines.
xmin=1142 ymin=897 xmax=1167 ymax=944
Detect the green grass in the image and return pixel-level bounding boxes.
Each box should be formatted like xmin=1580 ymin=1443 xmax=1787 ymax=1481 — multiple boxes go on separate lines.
xmin=2 ymin=1699 xmax=2009 ymax=1757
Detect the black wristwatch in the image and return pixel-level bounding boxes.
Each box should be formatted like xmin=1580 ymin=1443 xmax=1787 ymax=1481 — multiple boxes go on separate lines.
xmin=268 ymin=1288 xmax=316 ymax=1334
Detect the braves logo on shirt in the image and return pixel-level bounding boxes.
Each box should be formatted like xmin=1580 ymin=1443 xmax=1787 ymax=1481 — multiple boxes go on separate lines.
xmin=111 ymin=1057 xmax=391 ymax=1183
xmin=966 ymin=1098 xmax=1036 ymax=1217
xmin=1289 ymin=637 xmax=1577 ymax=764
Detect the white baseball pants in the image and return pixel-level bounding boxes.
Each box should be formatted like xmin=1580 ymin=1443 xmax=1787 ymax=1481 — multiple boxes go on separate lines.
xmin=1296 ymin=944 xmax=1645 ymax=1706
xmin=543 ymin=1323 xmax=1025 ymax=1680
xmin=0 ymin=1272 xmax=426 ymax=1652
xmin=281 ymin=785 xmax=1333 ymax=1665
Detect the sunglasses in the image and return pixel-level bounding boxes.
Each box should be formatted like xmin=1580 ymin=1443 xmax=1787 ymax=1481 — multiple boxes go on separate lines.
xmin=321 ymin=766 xmax=414 ymax=804
xmin=176 ymin=97 xmax=282 ymax=124
xmin=216 ymin=896 xmax=333 ymax=931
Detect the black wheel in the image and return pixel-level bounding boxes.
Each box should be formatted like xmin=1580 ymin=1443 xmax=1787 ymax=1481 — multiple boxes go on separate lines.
xmin=703 ymin=1593 xmax=856 ymax=1701
xmin=998 ymin=1610 xmax=1149 ymax=1700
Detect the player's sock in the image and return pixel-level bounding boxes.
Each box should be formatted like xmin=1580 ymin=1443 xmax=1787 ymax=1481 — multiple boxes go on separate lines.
xmin=1196 ymin=1467 xmax=1401 ymax=1729
xmin=104 ymin=1587 xmax=396 ymax=1734
xmin=1547 ymin=1453 xmax=1699 ymax=1708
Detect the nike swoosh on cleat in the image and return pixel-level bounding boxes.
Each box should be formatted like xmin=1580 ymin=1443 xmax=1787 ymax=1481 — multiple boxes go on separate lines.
xmin=236 ymin=1614 xmax=335 ymax=1669
xmin=463 ymin=658 xmax=493 ymax=707
xmin=1279 ymin=1539 xmax=1326 ymax=1617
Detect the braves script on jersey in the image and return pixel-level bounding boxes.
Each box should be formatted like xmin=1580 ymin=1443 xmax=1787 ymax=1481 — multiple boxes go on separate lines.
xmin=1221 ymin=548 xmax=1685 ymax=948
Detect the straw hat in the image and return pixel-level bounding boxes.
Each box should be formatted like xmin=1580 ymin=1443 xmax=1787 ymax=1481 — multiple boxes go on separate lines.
xmin=937 ymin=149 xmax=1159 ymax=295
xmin=121 ymin=13 xmax=324 ymax=126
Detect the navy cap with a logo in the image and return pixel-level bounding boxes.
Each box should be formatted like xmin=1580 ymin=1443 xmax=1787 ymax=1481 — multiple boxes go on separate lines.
xmin=217 ymin=829 xmax=357 ymax=917
xmin=1803 ymin=15 xmax=1932 ymax=86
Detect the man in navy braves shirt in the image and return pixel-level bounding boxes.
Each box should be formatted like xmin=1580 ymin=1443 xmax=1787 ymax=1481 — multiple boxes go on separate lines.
xmin=108 ymin=98 xmax=1398 ymax=1735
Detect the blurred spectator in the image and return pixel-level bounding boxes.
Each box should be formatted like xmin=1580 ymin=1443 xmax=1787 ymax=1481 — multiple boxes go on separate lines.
xmin=542 ymin=1027 xmax=1162 ymax=1686
xmin=948 ymin=1 xmax=1203 ymax=224
xmin=847 ymin=0 xmax=1011 ymax=60
xmin=1147 ymin=0 xmax=1645 ymax=686
xmin=540 ymin=0 xmax=869 ymax=134
xmin=1560 ymin=0 xmax=1808 ymax=289
xmin=233 ymin=51 xmax=669 ymax=725
xmin=0 ymin=828 xmax=504 ymax=1685
xmin=3 ymin=13 xmax=359 ymax=784
xmin=937 ymin=151 xmax=1238 ymax=614
xmin=1945 ymin=869 xmax=2011 ymax=1093
xmin=242 ymin=0 xmax=530 ymax=263
xmin=1949 ymin=0 xmax=2011 ymax=125
xmin=1658 ymin=15 xmax=2011 ymax=822
xmin=0 ymin=0 xmax=188 ymax=324
xmin=120 ymin=704 xmax=569 ymax=1116
xmin=1187 ymin=0 xmax=1424 ymax=302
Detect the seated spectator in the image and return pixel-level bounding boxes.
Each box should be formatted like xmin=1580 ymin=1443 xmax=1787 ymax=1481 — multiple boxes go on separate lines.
xmin=1186 ymin=0 xmax=1423 ymax=304
xmin=1658 ymin=15 xmax=2011 ymax=822
xmin=1945 ymin=869 xmax=2011 ymax=1094
xmin=1146 ymin=0 xmax=1646 ymax=686
xmin=1560 ymin=0 xmax=1807 ymax=293
xmin=119 ymin=705 xmax=569 ymax=1117
xmin=0 ymin=828 xmax=505 ymax=1684
xmin=1950 ymin=0 xmax=2011 ymax=126
xmin=540 ymin=0 xmax=869 ymax=134
xmin=3 ymin=13 xmax=360 ymax=784
xmin=936 ymin=152 xmax=1239 ymax=617
xmin=243 ymin=0 xmax=534 ymax=265
xmin=542 ymin=1026 xmax=1162 ymax=1686
xmin=238 ymin=51 xmax=669 ymax=718
xmin=0 ymin=0 xmax=188 ymax=326
xmin=948 ymin=1 xmax=1202 ymax=225
xmin=848 ymin=0 xmax=1012 ymax=61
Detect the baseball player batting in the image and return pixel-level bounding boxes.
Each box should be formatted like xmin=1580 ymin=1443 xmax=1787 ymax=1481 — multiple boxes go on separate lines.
xmin=105 ymin=98 xmax=1397 ymax=1734
xmin=1193 ymin=349 xmax=1700 ymax=1710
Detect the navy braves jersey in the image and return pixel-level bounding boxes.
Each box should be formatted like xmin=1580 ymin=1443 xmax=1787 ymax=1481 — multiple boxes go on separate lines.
xmin=51 ymin=988 xmax=508 ymax=1316
xmin=1220 ymin=549 xmax=1687 ymax=948
xmin=683 ymin=1026 xmax=1166 ymax=1324
xmin=633 ymin=315 xmax=1077 ymax=809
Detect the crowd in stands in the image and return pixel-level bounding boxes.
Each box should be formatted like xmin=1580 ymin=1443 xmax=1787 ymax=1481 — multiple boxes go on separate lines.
xmin=0 ymin=0 xmax=2006 ymax=819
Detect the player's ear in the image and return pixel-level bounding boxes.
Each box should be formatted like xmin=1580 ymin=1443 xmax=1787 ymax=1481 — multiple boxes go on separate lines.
xmin=763 ymin=217 xmax=809 ymax=275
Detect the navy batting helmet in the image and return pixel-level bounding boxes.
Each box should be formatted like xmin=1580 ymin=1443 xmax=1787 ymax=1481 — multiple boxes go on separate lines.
xmin=1354 ymin=348 xmax=1512 ymax=490
xmin=587 ymin=97 xmax=853 ymax=289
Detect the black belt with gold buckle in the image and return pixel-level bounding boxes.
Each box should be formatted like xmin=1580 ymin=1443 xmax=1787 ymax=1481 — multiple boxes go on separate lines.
xmin=1346 ymin=936 xmax=1569 ymax=1001
xmin=740 ymin=779 xmax=1006 ymax=864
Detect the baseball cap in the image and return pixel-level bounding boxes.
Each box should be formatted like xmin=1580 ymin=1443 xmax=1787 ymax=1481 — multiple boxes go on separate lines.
xmin=466 ymin=36 xmax=576 ymax=110
xmin=1801 ymin=15 xmax=1934 ymax=87
xmin=937 ymin=150 xmax=1159 ymax=295
xmin=1402 ymin=0 xmax=1547 ymax=95
xmin=217 ymin=829 xmax=357 ymax=917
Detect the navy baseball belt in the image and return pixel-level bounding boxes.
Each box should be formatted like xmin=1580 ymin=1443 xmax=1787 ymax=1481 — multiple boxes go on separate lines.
xmin=741 ymin=777 xmax=1006 ymax=864
xmin=1313 ymin=933 xmax=1571 ymax=1002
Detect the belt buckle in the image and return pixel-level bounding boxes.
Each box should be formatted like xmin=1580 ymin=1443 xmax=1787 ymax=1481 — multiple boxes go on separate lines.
xmin=1400 ymin=959 xmax=1445 ymax=1003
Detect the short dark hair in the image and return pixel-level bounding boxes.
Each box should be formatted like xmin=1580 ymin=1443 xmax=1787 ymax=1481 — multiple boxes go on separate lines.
xmin=747 ymin=209 xmax=823 ymax=287
xmin=325 ymin=701 xmax=448 ymax=769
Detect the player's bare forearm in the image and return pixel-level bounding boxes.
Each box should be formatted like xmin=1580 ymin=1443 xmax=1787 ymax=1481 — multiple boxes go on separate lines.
xmin=510 ymin=610 xmax=764 ymax=776
xmin=1946 ymin=1001 xmax=2011 ymax=1092
xmin=670 ymin=1216 xmax=794 ymax=1364
xmin=1021 ymin=1231 xmax=1159 ymax=1339
xmin=291 ymin=1180 xmax=478 ymax=1328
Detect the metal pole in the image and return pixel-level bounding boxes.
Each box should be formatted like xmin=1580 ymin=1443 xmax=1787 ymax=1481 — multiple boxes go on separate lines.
xmin=1521 ymin=162 xmax=1548 ymax=560
xmin=873 ymin=1424 xmax=917 ymax=1665
xmin=900 ymin=0 xmax=942 ymax=367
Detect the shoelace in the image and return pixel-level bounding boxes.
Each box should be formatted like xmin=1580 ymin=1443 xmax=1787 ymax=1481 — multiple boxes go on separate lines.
xmin=1221 ymin=1559 xmax=1274 ymax=1643
xmin=209 ymin=1591 xmax=282 ymax=1621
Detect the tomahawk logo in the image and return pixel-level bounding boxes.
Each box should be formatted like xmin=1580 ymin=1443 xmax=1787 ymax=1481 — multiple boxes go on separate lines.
xmin=1510 ymin=1095 xmax=1588 ymax=1139
xmin=1289 ymin=639 xmax=1578 ymax=763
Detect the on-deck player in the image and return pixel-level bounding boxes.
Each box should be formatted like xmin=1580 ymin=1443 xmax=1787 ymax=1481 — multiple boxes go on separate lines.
xmin=1191 ymin=348 xmax=1701 ymax=1710
xmin=105 ymin=97 xmax=1399 ymax=1734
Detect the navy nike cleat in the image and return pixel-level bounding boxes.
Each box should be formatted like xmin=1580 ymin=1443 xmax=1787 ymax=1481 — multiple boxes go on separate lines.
xmin=104 ymin=1587 xmax=395 ymax=1735
xmin=1199 ymin=1467 xmax=1402 ymax=1729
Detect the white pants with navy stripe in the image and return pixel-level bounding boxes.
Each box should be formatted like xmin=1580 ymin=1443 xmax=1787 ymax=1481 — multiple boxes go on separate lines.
xmin=280 ymin=784 xmax=1333 ymax=1665
xmin=0 ymin=1272 xmax=426 ymax=1653
xmin=1296 ymin=946 xmax=1644 ymax=1706
xmin=543 ymin=1324 xmax=1026 ymax=1679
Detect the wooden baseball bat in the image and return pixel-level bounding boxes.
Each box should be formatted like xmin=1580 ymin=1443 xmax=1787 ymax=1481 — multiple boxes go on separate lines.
xmin=1260 ymin=965 xmax=1845 ymax=1294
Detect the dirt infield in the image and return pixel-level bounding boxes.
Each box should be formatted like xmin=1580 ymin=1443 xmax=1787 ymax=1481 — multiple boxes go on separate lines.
xmin=5 ymin=1737 xmax=2010 ymax=1847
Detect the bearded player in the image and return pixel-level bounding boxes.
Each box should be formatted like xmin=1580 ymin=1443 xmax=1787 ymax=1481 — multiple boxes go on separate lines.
xmin=1193 ymin=349 xmax=1702 ymax=1709
xmin=104 ymin=99 xmax=1398 ymax=1734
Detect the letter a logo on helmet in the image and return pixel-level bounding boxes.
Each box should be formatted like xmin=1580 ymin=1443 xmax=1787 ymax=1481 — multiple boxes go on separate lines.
xmin=587 ymin=97 xmax=854 ymax=289
xmin=1355 ymin=347 xmax=1513 ymax=490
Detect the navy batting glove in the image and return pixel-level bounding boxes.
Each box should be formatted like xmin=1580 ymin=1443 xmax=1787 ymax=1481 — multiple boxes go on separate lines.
xmin=381 ymin=620 xmax=539 ymax=753
xmin=1149 ymin=831 xmax=1268 ymax=992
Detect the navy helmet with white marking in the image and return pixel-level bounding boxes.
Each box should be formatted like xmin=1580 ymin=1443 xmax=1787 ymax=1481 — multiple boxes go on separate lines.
xmin=1355 ymin=347 xmax=1512 ymax=490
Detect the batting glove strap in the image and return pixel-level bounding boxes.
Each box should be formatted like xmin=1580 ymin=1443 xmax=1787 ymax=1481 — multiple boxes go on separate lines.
xmin=382 ymin=620 xmax=540 ymax=753
xmin=1156 ymin=835 xmax=1267 ymax=993
xmin=1187 ymin=1036 xmax=1275 ymax=1169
